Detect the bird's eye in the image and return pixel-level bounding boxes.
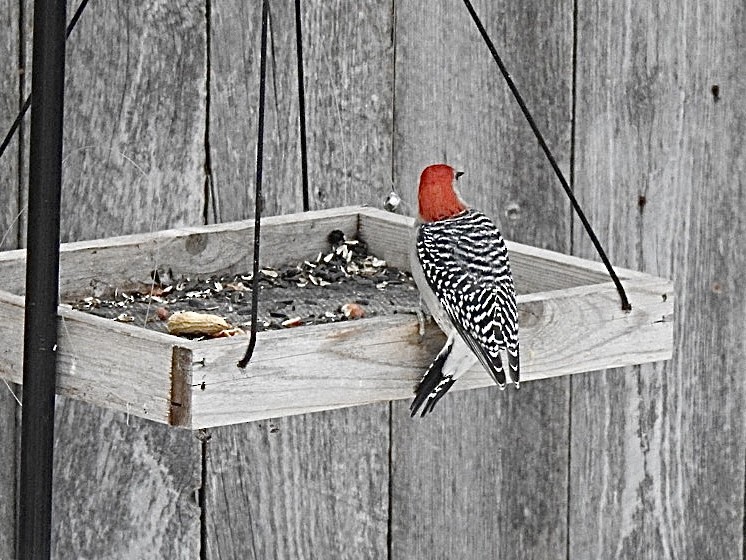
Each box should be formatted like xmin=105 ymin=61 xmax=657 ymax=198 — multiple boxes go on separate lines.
xmin=455 ymin=171 xmax=465 ymax=180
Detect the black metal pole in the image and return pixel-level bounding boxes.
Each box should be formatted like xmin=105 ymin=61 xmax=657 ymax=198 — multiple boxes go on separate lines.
xmin=19 ymin=1 xmax=67 ymax=558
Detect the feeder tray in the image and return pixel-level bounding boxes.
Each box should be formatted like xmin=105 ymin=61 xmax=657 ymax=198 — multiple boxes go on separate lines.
xmin=0 ymin=206 xmax=673 ymax=429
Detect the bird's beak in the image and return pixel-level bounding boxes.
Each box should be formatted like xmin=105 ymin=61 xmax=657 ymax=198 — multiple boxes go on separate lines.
xmin=455 ymin=171 xmax=465 ymax=180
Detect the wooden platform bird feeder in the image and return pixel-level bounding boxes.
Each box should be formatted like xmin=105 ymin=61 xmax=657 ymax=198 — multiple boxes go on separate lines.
xmin=0 ymin=206 xmax=674 ymax=428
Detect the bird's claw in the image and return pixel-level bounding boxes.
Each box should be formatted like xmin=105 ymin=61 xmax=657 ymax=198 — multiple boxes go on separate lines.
xmin=413 ymin=295 xmax=434 ymax=343
xmin=416 ymin=309 xmax=426 ymax=342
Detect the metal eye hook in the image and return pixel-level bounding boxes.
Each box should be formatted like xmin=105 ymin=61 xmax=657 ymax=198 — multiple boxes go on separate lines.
xmin=384 ymin=189 xmax=402 ymax=212
xmin=384 ymin=179 xmax=402 ymax=213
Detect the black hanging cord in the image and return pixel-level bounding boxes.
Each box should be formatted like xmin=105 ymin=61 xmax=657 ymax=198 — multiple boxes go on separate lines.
xmin=0 ymin=0 xmax=89 ymax=162
xmin=294 ymin=0 xmax=310 ymax=211
xmin=238 ymin=0 xmax=270 ymax=369
xmin=461 ymin=0 xmax=631 ymax=311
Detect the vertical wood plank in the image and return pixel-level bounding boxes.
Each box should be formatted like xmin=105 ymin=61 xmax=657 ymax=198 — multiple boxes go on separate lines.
xmin=16 ymin=0 xmax=29 ymax=247
xmin=0 ymin=1 xmax=21 ymax=557
xmin=393 ymin=0 xmax=573 ymax=248
xmin=207 ymin=1 xmax=394 ymax=557
xmin=391 ymin=1 xmax=574 ymax=558
xmin=0 ymin=388 xmax=19 ymax=560
xmin=0 ymin=0 xmax=20 ymax=251
xmin=205 ymin=407 xmax=389 ymax=559
xmin=571 ymin=1 xmax=746 ymax=557
xmin=59 ymin=0 xmax=206 ymax=242
xmin=209 ymin=0 xmax=394 ymax=220
xmin=51 ymin=402 xmax=201 ymax=559
xmin=44 ymin=2 xmax=206 ymax=557
xmin=299 ymin=0 xmax=394 ymax=211
xmin=391 ymin=385 xmax=571 ymax=559
xmin=209 ymin=0 xmax=300 ymax=219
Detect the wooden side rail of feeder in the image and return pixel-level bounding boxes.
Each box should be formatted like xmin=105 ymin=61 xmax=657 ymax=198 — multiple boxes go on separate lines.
xmin=0 ymin=206 xmax=674 ymax=429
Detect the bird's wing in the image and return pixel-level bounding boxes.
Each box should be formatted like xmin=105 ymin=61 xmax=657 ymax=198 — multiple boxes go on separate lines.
xmin=416 ymin=210 xmax=519 ymax=386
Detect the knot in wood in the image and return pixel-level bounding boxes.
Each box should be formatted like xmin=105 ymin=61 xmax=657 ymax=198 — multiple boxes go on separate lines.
xmin=185 ymin=233 xmax=208 ymax=255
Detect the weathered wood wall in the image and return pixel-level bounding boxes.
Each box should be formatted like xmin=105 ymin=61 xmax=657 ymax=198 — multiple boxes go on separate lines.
xmin=0 ymin=1 xmax=20 ymax=558
xmin=2 ymin=2 xmax=205 ymax=558
xmin=206 ymin=3 xmax=394 ymax=558
xmin=391 ymin=2 xmax=574 ymax=558
xmin=570 ymin=3 xmax=746 ymax=557
xmin=0 ymin=0 xmax=743 ymax=558
xmin=52 ymin=2 xmax=205 ymax=557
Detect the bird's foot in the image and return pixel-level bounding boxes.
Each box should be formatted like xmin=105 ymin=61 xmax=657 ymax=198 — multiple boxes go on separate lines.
xmin=416 ymin=308 xmax=428 ymax=342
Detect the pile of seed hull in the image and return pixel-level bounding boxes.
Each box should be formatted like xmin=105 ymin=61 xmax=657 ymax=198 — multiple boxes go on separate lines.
xmin=66 ymin=230 xmax=420 ymax=337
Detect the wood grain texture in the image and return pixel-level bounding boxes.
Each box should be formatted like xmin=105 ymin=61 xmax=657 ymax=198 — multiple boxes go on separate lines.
xmin=209 ymin=0 xmax=394 ymax=221
xmin=298 ymin=0 xmax=394 ymax=210
xmin=393 ymin=0 xmax=573 ymax=248
xmin=0 ymin=206 xmax=360 ymax=297
xmin=208 ymin=0 xmax=300 ymax=220
xmin=359 ymin=208 xmax=621 ymax=292
xmin=0 ymin=0 xmax=20 ymax=252
xmin=391 ymin=0 xmax=575 ymax=558
xmin=6 ymin=2 xmax=737 ymax=557
xmin=188 ymin=276 xmax=671 ymax=428
xmin=0 ymin=386 xmax=18 ymax=560
xmin=59 ymin=0 xmax=206 ymax=242
xmin=0 ymin=207 xmax=671 ymax=428
xmin=0 ymin=290 xmax=185 ymax=424
xmin=391 ymin=379 xmax=571 ymax=559
xmin=0 ymin=204 xmax=617 ymax=299
xmin=15 ymin=0 xmax=29 ymax=247
xmin=17 ymin=2 xmax=208 ymax=555
xmin=206 ymin=2 xmax=394 ymax=557
xmin=51 ymin=401 xmax=200 ymax=559
xmin=570 ymin=1 xmax=746 ymax=558
xmin=0 ymin=1 xmax=20 ymax=556
xmin=205 ymin=405 xmax=389 ymax=559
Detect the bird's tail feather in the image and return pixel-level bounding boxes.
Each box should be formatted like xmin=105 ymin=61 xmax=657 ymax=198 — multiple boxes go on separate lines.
xmin=507 ymin=344 xmax=520 ymax=388
xmin=410 ymin=340 xmax=455 ymax=417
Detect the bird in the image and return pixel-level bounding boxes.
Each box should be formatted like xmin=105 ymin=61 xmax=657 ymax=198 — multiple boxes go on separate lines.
xmin=409 ymin=163 xmax=519 ymax=416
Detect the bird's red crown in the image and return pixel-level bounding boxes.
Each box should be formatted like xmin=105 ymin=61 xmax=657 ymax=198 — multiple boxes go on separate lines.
xmin=417 ymin=164 xmax=467 ymax=222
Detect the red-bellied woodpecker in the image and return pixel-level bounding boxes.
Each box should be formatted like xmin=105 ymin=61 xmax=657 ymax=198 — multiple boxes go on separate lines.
xmin=409 ymin=164 xmax=519 ymax=416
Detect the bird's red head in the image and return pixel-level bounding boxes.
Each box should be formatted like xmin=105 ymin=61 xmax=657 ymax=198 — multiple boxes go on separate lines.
xmin=417 ymin=164 xmax=467 ymax=222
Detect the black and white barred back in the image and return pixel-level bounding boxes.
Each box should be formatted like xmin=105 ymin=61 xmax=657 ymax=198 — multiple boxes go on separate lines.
xmin=417 ymin=209 xmax=520 ymax=387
